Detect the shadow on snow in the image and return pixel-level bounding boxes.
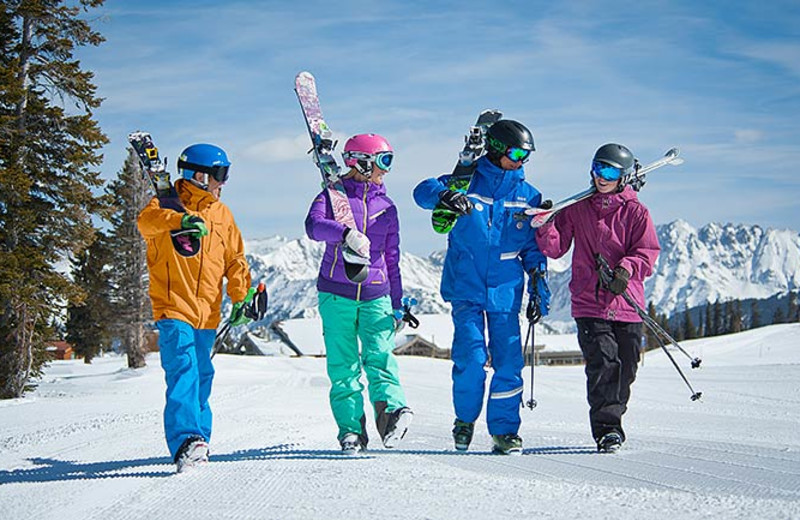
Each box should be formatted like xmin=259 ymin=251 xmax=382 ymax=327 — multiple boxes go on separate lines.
xmin=0 ymin=443 xmax=595 ymax=485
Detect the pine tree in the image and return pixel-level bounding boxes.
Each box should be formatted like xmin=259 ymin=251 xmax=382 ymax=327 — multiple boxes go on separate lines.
xmin=66 ymin=232 xmax=115 ymax=363
xmin=0 ymin=1 xmax=108 ymax=398
xmin=644 ymin=301 xmax=659 ymax=351
xmin=683 ymin=304 xmax=697 ymax=340
xmin=712 ymin=297 xmax=722 ymax=336
xmin=788 ymin=292 xmax=799 ymax=324
xmin=750 ymin=300 xmax=761 ymax=329
xmin=704 ymin=303 xmax=712 ymax=338
xmin=106 ymin=149 xmax=151 ymax=369
xmin=731 ymin=299 xmax=743 ymax=333
xmin=773 ymin=307 xmax=785 ymax=325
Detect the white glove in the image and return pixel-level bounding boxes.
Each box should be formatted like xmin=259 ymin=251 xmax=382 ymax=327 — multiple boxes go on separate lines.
xmin=344 ymin=228 xmax=371 ymax=258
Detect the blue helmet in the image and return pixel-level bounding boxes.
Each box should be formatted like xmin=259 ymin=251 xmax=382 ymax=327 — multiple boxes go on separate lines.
xmin=178 ymin=143 xmax=231 ymax=183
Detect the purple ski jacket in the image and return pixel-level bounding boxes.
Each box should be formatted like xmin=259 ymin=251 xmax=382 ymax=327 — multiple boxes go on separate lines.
xmin=305 ymin=177 xmax=403 ymax=309
xmin=535 ymin=186 xmax=660 ymax=323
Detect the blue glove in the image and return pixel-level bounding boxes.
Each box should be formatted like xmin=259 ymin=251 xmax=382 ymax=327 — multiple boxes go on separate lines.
xmin=527 ymin=264 xmax=551 ymax=323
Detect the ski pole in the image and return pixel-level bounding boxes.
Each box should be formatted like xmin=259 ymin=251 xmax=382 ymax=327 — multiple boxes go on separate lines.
xmin=210 ymin=282 xmax=269 ymax=359
xmin=523 ymin=318 xmax=537 ymax=410
xmin=210 ymin=321 xmax=232 ymax=360
xmin=594 ymin=254 xmax=702 ymax=402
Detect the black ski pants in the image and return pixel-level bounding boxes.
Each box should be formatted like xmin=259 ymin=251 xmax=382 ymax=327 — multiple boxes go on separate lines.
xmin=575 ymin=318 xmax=642 ymax=443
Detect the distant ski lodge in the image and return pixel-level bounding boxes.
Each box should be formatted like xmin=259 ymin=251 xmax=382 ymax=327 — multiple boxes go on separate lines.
xmin=227 ymin=315 xmax=584 ymax=365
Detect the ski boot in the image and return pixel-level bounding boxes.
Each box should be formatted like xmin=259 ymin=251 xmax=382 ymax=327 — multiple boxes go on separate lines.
xmin=597 ymin=432 xmax=623 ymax=453
xmin=452 ymin=419 xmax=475 ymax=451
xmin=381 ymin=407 xmax=414 ymax=448
xmin=175 ymin=435 xmax=209 ymax=473
xmin=492 ymin=433 xmax=523 ymax=455
xmin=340 ymin=433 xmax=367 ymax=456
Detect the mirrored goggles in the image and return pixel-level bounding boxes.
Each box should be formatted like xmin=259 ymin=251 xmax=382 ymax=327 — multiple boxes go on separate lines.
xmin=591 ymin=160 xmax=622 ymax=181
xmin=373 ymin=151 xmax=394 ymax=171
xmin=506 ymin=147 xmax=531 ymax=163
xmin=179 ymin=159 xmax=230 ymax=183
xmin=344 ymin=151 xmax=394 ymax=172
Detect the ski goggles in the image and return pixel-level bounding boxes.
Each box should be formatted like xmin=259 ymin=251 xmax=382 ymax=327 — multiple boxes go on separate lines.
xmin=178 ymin=159 xmax=230 ymax=183
xmin=506 ymin=146 xmax=531 ymax=163
xmin=343 ymin=151 xmax=394 ymax=171
xmin=591 ymin=160 xmax=623 ymax=181
xmin=374 ymin=151 xmax=394 ymax=171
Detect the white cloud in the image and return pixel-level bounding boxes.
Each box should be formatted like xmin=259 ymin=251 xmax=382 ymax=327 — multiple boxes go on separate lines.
xmin=734 ymin=129 xmax=763 ymax=144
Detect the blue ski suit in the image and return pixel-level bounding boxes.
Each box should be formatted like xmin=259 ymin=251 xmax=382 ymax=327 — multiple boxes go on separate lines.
xmin=413 ymin=156 xmax=548 ymax=435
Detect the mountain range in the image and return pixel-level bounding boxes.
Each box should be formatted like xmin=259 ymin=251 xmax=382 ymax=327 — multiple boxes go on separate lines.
xmin=241 ymin=220 xmax=800 ymax=332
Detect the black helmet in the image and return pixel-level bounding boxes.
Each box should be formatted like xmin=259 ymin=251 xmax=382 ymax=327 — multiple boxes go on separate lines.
xmin=593 ymin=143 xmax=635 ymax=174
xmin=486 ymin=120 xmax=535 ymax=160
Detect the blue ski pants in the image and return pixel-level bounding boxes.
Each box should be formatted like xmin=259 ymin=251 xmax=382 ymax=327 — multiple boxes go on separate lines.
xmin=156 ymin=319 xmax=216 ymax=460
xmin=450 ymin=301 xmax=524 ymax=436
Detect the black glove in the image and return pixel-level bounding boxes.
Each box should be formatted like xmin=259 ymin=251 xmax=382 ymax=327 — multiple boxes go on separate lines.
xmin=608 ymin=266 xmax=630 ymax=295
xmin=438 ymin=190 xmax=473 ymax=216
xmin=539 ymin=199 xmax=553 ymax=210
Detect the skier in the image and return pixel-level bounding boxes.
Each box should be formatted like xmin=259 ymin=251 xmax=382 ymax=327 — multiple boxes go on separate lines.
xmin=413 ymin=119 xmax=550 ymax=455
xmin=304 ymin=133 xmax=413 ymax=455
xmin=138 ymin=143 xmax=253 ymax=472
xmin=535 ymin=143 xmax=660 ymax=453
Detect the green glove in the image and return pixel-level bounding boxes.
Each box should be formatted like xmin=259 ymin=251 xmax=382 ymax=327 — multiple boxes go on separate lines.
xmin=181 ymin=214 xmax=208 ymax=237
xmin=229 ymin=287 xmax=256 ymax=326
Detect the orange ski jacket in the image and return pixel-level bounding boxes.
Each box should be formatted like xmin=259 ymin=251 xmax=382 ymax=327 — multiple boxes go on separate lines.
xmin=137 ymin=179 xmax=251 ymax=330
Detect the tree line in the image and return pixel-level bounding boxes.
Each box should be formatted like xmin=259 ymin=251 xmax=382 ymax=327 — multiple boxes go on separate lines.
xmin=644 ymin=292 xmax=800 ymax=350
xmin=1 ymin=1 xmax=150 ymax=399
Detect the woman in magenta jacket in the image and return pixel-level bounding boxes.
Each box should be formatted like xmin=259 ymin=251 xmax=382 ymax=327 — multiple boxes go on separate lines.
xmin=535 ymin=143 xmax=660 ymax=453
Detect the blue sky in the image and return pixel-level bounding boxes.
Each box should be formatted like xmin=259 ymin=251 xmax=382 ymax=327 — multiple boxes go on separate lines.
xmin=80 ymin=0 xmax=800 ymax=255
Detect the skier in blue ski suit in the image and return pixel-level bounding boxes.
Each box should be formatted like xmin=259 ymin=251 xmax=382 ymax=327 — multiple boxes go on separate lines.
xmin=413 ymin=119 xmax=550 ymax=454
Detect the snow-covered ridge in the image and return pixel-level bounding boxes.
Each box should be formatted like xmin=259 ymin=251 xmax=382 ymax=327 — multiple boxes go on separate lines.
xmin=244 ymin=220 xmax=800 ymax=325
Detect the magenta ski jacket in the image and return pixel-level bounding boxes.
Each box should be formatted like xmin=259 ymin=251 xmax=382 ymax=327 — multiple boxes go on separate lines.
xmin=305 ymin=177 xmax=403 ymax=309
xmin=535 ymin=185 xmax=660 ymax=323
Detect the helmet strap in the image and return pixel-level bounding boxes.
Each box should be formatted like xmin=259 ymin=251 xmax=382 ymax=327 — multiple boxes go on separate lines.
xmin=354 ymin=159 xmax=373 ymax=178
xmin=188 ymin=172 xmax=210 ymax=191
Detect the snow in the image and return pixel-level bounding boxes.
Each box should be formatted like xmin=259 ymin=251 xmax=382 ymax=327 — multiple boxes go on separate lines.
xmin=1 ymin=324 xmax=799 ymax=519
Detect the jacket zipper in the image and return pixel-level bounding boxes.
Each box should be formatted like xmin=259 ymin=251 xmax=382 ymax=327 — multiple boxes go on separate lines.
xmin=355 ymin=183 xmax=370 ymax=301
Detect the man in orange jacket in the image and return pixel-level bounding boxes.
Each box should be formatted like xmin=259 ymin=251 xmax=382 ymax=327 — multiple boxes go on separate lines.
xmin=138 ymin=143 xmax=252 ymax=473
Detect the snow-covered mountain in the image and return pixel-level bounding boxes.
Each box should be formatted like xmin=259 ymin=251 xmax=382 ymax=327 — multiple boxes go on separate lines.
xmin=244 ymin=220 xmax=800 ymax=327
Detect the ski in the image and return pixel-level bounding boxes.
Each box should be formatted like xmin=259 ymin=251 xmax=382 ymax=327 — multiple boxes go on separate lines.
xmin=294 ymin=71 xmax=369 ymax=283
xmin=127 ymin=131 xmax=199 ymax=257
xmin=432 ymin=109 xmax=503 ymax=234
xmin=526 ymin=148 xmax=684 ymax=227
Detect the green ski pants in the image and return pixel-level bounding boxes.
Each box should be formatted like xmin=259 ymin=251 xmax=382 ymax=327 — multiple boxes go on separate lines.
xmin=318 ymin=292 xmax=407 ymax=440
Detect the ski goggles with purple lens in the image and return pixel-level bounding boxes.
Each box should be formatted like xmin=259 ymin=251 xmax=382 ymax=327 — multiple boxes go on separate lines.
xmin=506 ymin=146 xmax=531 ymax=163
xmin=591 ymin=160 xmax=623 ymax=181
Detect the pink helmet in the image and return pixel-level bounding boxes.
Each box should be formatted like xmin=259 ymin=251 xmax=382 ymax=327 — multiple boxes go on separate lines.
xmin=342 ymin=134 xmax=393 ymax=174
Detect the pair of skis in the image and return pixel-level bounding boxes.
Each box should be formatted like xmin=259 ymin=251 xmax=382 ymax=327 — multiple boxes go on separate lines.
xmin=127 ymin=131 xmax=201 ymax=257
xmin=294 ymin=71 xmax=370 ymax=284
xmin=525 ymin=148 xmax=685 ymax=227
xmin=431 ymin=109 xmax=503 ymax=234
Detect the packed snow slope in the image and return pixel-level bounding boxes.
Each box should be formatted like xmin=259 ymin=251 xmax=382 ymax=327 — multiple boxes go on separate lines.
xmin=1 ymin=324 xmax=799 ymax=519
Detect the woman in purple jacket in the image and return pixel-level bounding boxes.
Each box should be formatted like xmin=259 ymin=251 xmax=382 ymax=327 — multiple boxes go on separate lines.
xmin=304 ymin=133 xmax=412 ymax=455
xmin=535 ymin=143 xmax=660 ymax=453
